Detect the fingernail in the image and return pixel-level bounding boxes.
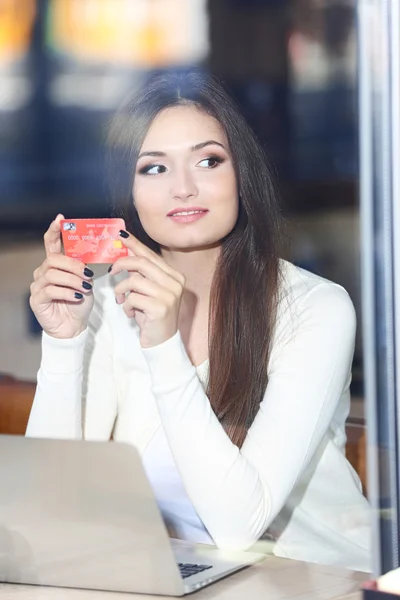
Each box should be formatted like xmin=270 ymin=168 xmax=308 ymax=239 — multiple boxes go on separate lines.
xmin=108 ymin=265 xmax=113 ymax=273
xmin=84 ymin=267 xmax=94 ymax=278
xmin=82 ymin=281 xmax=92 ymax=290
xmin=75 ymin=292 xmax=83 ymax=300
xmin=119 ymin=230 xmax=129 ymax=238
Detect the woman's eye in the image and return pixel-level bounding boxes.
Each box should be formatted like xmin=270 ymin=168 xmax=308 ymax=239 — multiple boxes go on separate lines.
xmin=139 ymin=164 xmax=167 ymax=175
xmin=197 ymin=156 xmax=223 ymax=169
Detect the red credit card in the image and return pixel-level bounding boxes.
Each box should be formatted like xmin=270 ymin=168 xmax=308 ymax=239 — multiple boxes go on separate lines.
xmin=60 ymin=218 xmax=128 ymax=264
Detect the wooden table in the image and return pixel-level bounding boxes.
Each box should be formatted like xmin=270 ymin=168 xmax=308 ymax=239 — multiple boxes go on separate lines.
xmin=0 ymin=556 xmax=367 ymax=599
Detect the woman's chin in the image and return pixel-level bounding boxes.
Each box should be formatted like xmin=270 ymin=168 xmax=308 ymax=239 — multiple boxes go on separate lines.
xmin=160 ymin=238 xmax=222 ymax=253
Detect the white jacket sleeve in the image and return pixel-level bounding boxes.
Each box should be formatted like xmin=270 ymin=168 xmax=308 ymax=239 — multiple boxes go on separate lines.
xmin=141 ymin=283 xmax=356 ymax=551
xmin=26 ymin=294 xmax=118 ymax=441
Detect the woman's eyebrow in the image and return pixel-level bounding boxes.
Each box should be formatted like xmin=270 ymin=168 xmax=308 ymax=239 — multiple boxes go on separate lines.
xmin=137 ymin=140 xmax=226 ymax=160
xmin=137 ymin=150 xmax=166 ymax=159
xmin=191 ymin=140 xmax=226 ymax=152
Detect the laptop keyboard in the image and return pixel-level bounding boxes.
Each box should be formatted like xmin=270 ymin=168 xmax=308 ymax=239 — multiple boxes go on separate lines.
xmin=178 ymin=562 xmax=213 ymax=579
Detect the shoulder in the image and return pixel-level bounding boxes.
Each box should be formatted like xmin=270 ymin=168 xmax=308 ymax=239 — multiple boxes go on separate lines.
xmin=275 ymin=259 xmax=356 ymax=342
xmin=279 ymin=259 xmax=355 ymax=319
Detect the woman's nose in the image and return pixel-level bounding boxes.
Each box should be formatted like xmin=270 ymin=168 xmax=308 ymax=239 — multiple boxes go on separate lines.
xmin=170 ymin=168 xmax=198 ymax=200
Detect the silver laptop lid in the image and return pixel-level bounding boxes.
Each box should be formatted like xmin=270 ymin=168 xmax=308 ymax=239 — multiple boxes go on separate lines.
xmin=0 ymin=436 xmax=185 ymax=596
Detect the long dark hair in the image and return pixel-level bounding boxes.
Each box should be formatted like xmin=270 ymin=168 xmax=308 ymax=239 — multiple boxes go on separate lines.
xmin=107 ymin=71 xmax=282 ymax=448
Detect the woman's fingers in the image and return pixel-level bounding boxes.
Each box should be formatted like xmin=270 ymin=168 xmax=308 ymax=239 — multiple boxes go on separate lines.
xmin=32 ymin=285 xmax=86 ymax=306
xmin=110 ymin=256 xmax=184 ymax=294
xmin=122 ymin=292 xmax=161 ymax=318
xmin=33 ymin=254 xmax=93 ymax=282
xmin=118 ymin=229 xmax=160 ymax=262
xmin=114 ymin=272 xmax=162 ymax=299
xmin=43 ymin=214 xmax=65 ymax=257
xmin=30 ymin=257 xmax=94 ymax=314
xmin=115 ymin=293 xmax=125 ymax=305
xmin=114 ymin=231 xmax=185 ymax=286
xmin=31 ymin=268 xmax=93 ymax=296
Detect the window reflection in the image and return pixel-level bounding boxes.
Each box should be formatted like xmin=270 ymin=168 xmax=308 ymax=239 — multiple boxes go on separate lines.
xmin=288 ymin=0 xmax=357 ymax=180
xmin=0 ymin=0 xmax=36 ymax=111
xmin=0 ymin=0 xmax=374 ymax=575
xmin=46 ymin=0 xmax=209 ymax=67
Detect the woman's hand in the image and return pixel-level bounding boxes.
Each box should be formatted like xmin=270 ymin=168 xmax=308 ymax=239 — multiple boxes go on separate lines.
xmin=29 ymin=215 xmax=95 ymax=339
xmin=109 ymin=230 xmax=185 ymax=348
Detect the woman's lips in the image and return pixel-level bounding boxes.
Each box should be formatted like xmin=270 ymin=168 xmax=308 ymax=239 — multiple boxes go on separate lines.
xmin=167 ymin=209 xmax=208 ymax=224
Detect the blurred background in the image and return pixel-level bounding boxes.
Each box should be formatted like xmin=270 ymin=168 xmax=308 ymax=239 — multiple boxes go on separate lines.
xmin=5 ymin=0 xmax=400 ymax=576
xmin=0 ymin=0 xmax=362 ymax=416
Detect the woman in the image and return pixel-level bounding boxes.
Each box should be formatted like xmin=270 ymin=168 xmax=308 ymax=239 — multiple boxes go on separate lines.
xmin=27 ymin=71 xmax=370 ymax=571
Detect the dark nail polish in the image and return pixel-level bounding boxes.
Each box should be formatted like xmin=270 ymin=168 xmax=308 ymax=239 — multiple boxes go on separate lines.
xmin=119 ymin=230 xmax=129 ymax=238
xmin=108 ymin=265 xmax=113 ymax=273
xmin=75 ymin=292 xmax=83 ymax=300
xmin=84 ymin=267 xmax=94 ymax=278
xmin=82 ymin=281 xmax=92 ymax=290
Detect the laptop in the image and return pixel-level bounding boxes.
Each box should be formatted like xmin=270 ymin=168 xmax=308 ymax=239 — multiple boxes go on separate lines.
xmin=0 ymin=435 xmax=266 ymax=595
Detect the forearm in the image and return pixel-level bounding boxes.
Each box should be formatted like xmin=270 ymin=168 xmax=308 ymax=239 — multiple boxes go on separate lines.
xmin=158 ymin=387 xmax=270 ymax=549
xmin=143 ymin=333 xmax=271 ymax=550
xmin=26 ymin=330 xmax=87 ymax=439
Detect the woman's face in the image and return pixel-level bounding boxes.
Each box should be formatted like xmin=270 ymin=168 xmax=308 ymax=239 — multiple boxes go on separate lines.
xmin=133 ymin=105 xmax=239 ymax=251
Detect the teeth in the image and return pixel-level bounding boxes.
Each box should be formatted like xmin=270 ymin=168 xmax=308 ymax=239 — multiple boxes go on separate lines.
xmin=172 ymin=210 xmax=204 ymax=216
